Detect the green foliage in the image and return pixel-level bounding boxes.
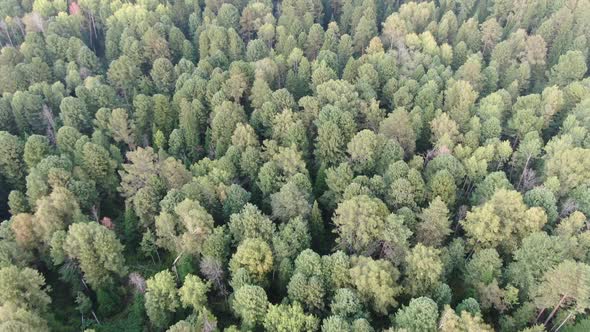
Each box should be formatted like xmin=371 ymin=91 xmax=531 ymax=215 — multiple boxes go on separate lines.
xmin=549 ymin=51 xmax=588 ymax=87
xmin=229 ymin=238 xmax=273 ymax=284
xmin=264 ymin=302 xmax=319 ymax=332
xmin=231 ymin=284 xmax=268 ymax=329
xmin=228 ymin=203 xmax=275 ymax=244
xmin=416 ymin=196 xmax=451 ymax=247
xmin=404 ymin=244 xmax=443 ymax=297
xmin=332 ymin=195 xmax=389 ymax=254
xmin=470 ymin=171 xmax=514 ymax=205
xmin=380 ymin=109 xmax=416 ymax=157
xmin=507 ymin=232 xmax=567 ymax=300
xmin=210 ymin=101 xmax=247 ymax=157
xmin=456 ymin=298 xmax=481 ymax=316
xmin=122 ymin=205 xmax=140 ymax=248
xmin=0 ymin=265 xmax=51 ymax=313
xmin=330 ymin=288 xmax=366 ymax=321
xmin=179 ymin=274 xmax=210 ymax=312
xmin=287 ymin=249 xmax=327 ymax=311
xmin=60 ymin=97 xmax=91 ymax=132
xmin=273 ymin=217 xmax=311 ymax=263
xmin=0 ymin=131 xmax=25 ymax=188
xmin=534 ymin=260 xmax=590 ymax=321
xmin=321 ymin=315 xmax=350 ymax=332
xmin=221 ymin=184 xmax=251 ymax=219
xmin=349 ymin=256 xmax=401 ymax=315
xmin=155 ymin=198 xmax=215 ymax=257
xmin=544 ymin=146 xmax=590 ymax=198
xmin=145 ymin=270 xmax=179 ymax=328
xmin=96 ymin=286 xmax=122 ymax=317
xmin=7 ymin=190 xmax=28 ymax=215
xmin=0 ymin=302 xmax=50 ymax=331
xmin=524 ymin=187 xmax=559 ymax=225
xmin=63 ymin=222 xmax=127 ymax=289
xmin=461 ymin=189 xmax=547 ymax=252
xmin=394 ymin=297 xmax=438 ymax=332
xmin=465 ymin=249 xmax=502 ymax=288
xmin=271 ymin=178 xmax=312 ymax=222
xmin=439 ymin=305 xmax=494 ymax=332
xmin=23 ymin=135 xmax=51 ymax=169
xmin=3 ymin=1 xmax=590 ymax=330
xmin=25 ymin=174 xmax=82 ymax=240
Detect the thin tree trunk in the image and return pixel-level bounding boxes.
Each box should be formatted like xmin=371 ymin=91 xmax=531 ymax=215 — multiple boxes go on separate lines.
xmin=90 ymin=13 xmax=99 ymax=53
xmin=554 ymin=311 xmax=573 ymax=332
xmin=461 ymin=178 xmax=470 ymax=195
xmin=42 ymin=105 xmax=57 ymax=144
xmin=517 ymin=155 xmax=531 ymax=190
xmin=466 ymin=181 xmax=476 ymax=197
xmin=91 ymin=14 xmax=98 ymax=40
xmin=172 ymin=264 xmax=179 ymax=280
xmin=535 ymin=307 xmax=545 ymax=323
xmin=87 ymin=16 xmax=94 ymax=50
xmin=16 ymin=20 xmax=25 ymax=38
xmin=172 ymin=252 xmax=183 ymax=279
xmin=5 ymin=29 xmax=13 ymax=47
xmin=544 ymin=294 xmax=567 ymax=326
xmin=91 ymin=310 xmax=100 ymax=324
xmin=173 ymin=252 xmax=183 ymax=266
xmin=509 ymin=136 xmax=520 ymax=180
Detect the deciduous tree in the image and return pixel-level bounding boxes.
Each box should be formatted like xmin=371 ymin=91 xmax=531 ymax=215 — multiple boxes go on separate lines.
xmin=332 ymin=195 xmax=389 ymax=254
xmin=145 ymin=270 xmax=179 ymax=328
xmin=349 ymin=256 xmax=401 ymax=314
xmin=394 ymin=297 xmax=438 ymax=332
xmin=63 ymin=222 xmax=127 ymax=288
xmin=232 ymin=284 xmax=268 ymax=329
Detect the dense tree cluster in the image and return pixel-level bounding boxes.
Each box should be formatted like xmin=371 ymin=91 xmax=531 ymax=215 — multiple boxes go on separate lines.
xmin=1 ymin=0 xmax=590 ymax=331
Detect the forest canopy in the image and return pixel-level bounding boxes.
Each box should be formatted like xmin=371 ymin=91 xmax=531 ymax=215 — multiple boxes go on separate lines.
xmin=1 ymin=0 xmax=590 ymax=331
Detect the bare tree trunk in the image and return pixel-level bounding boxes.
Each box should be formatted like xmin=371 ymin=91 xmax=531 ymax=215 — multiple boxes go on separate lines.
xmin=172 ymin=264 xmax=179 ymax=280
xmin=90 ymin=13 xmax=99 ymax=52
xmin=465 ymin=181 xmax=476 ymax=197
xmin=123 ymin=89 xmax=131 ymax=104
xmin=202 ymin=315 xmax=217 ymax=332
xmin=461 ymin=178 xmax=470 ymax=195
xmin=42 ymin=105 xmax=57 ymax=145
xmin=91 ymin=14 xmax=98 ymax=40
xmin=91 ymin=310 xmax=100 ymax=325
xmin=79 ymin=277 xmax=100 ymax=324
xmin=173 ymin=252 xmax=183 ymax=266
xmin=517 ymin=155 xmax=531 ymax=190
xmin=554 ymin=311 xmax=573 ymax=332
xmin=2 ymin=26 xmax=14 ymax=47
xmin=87 ymin=15 xmax=94 ymax=50
xmin=544 ymin=294 xmax=567 ymax=326
xmin=172 ymin=252 xmax=183 ymax=279
xmin=535 ymin=308 xmax=545 ymax=323
xmin=15 ymin=18 xmax=25 ymax=38
xmin=91 ymin=205 xmax=100 ymax=222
